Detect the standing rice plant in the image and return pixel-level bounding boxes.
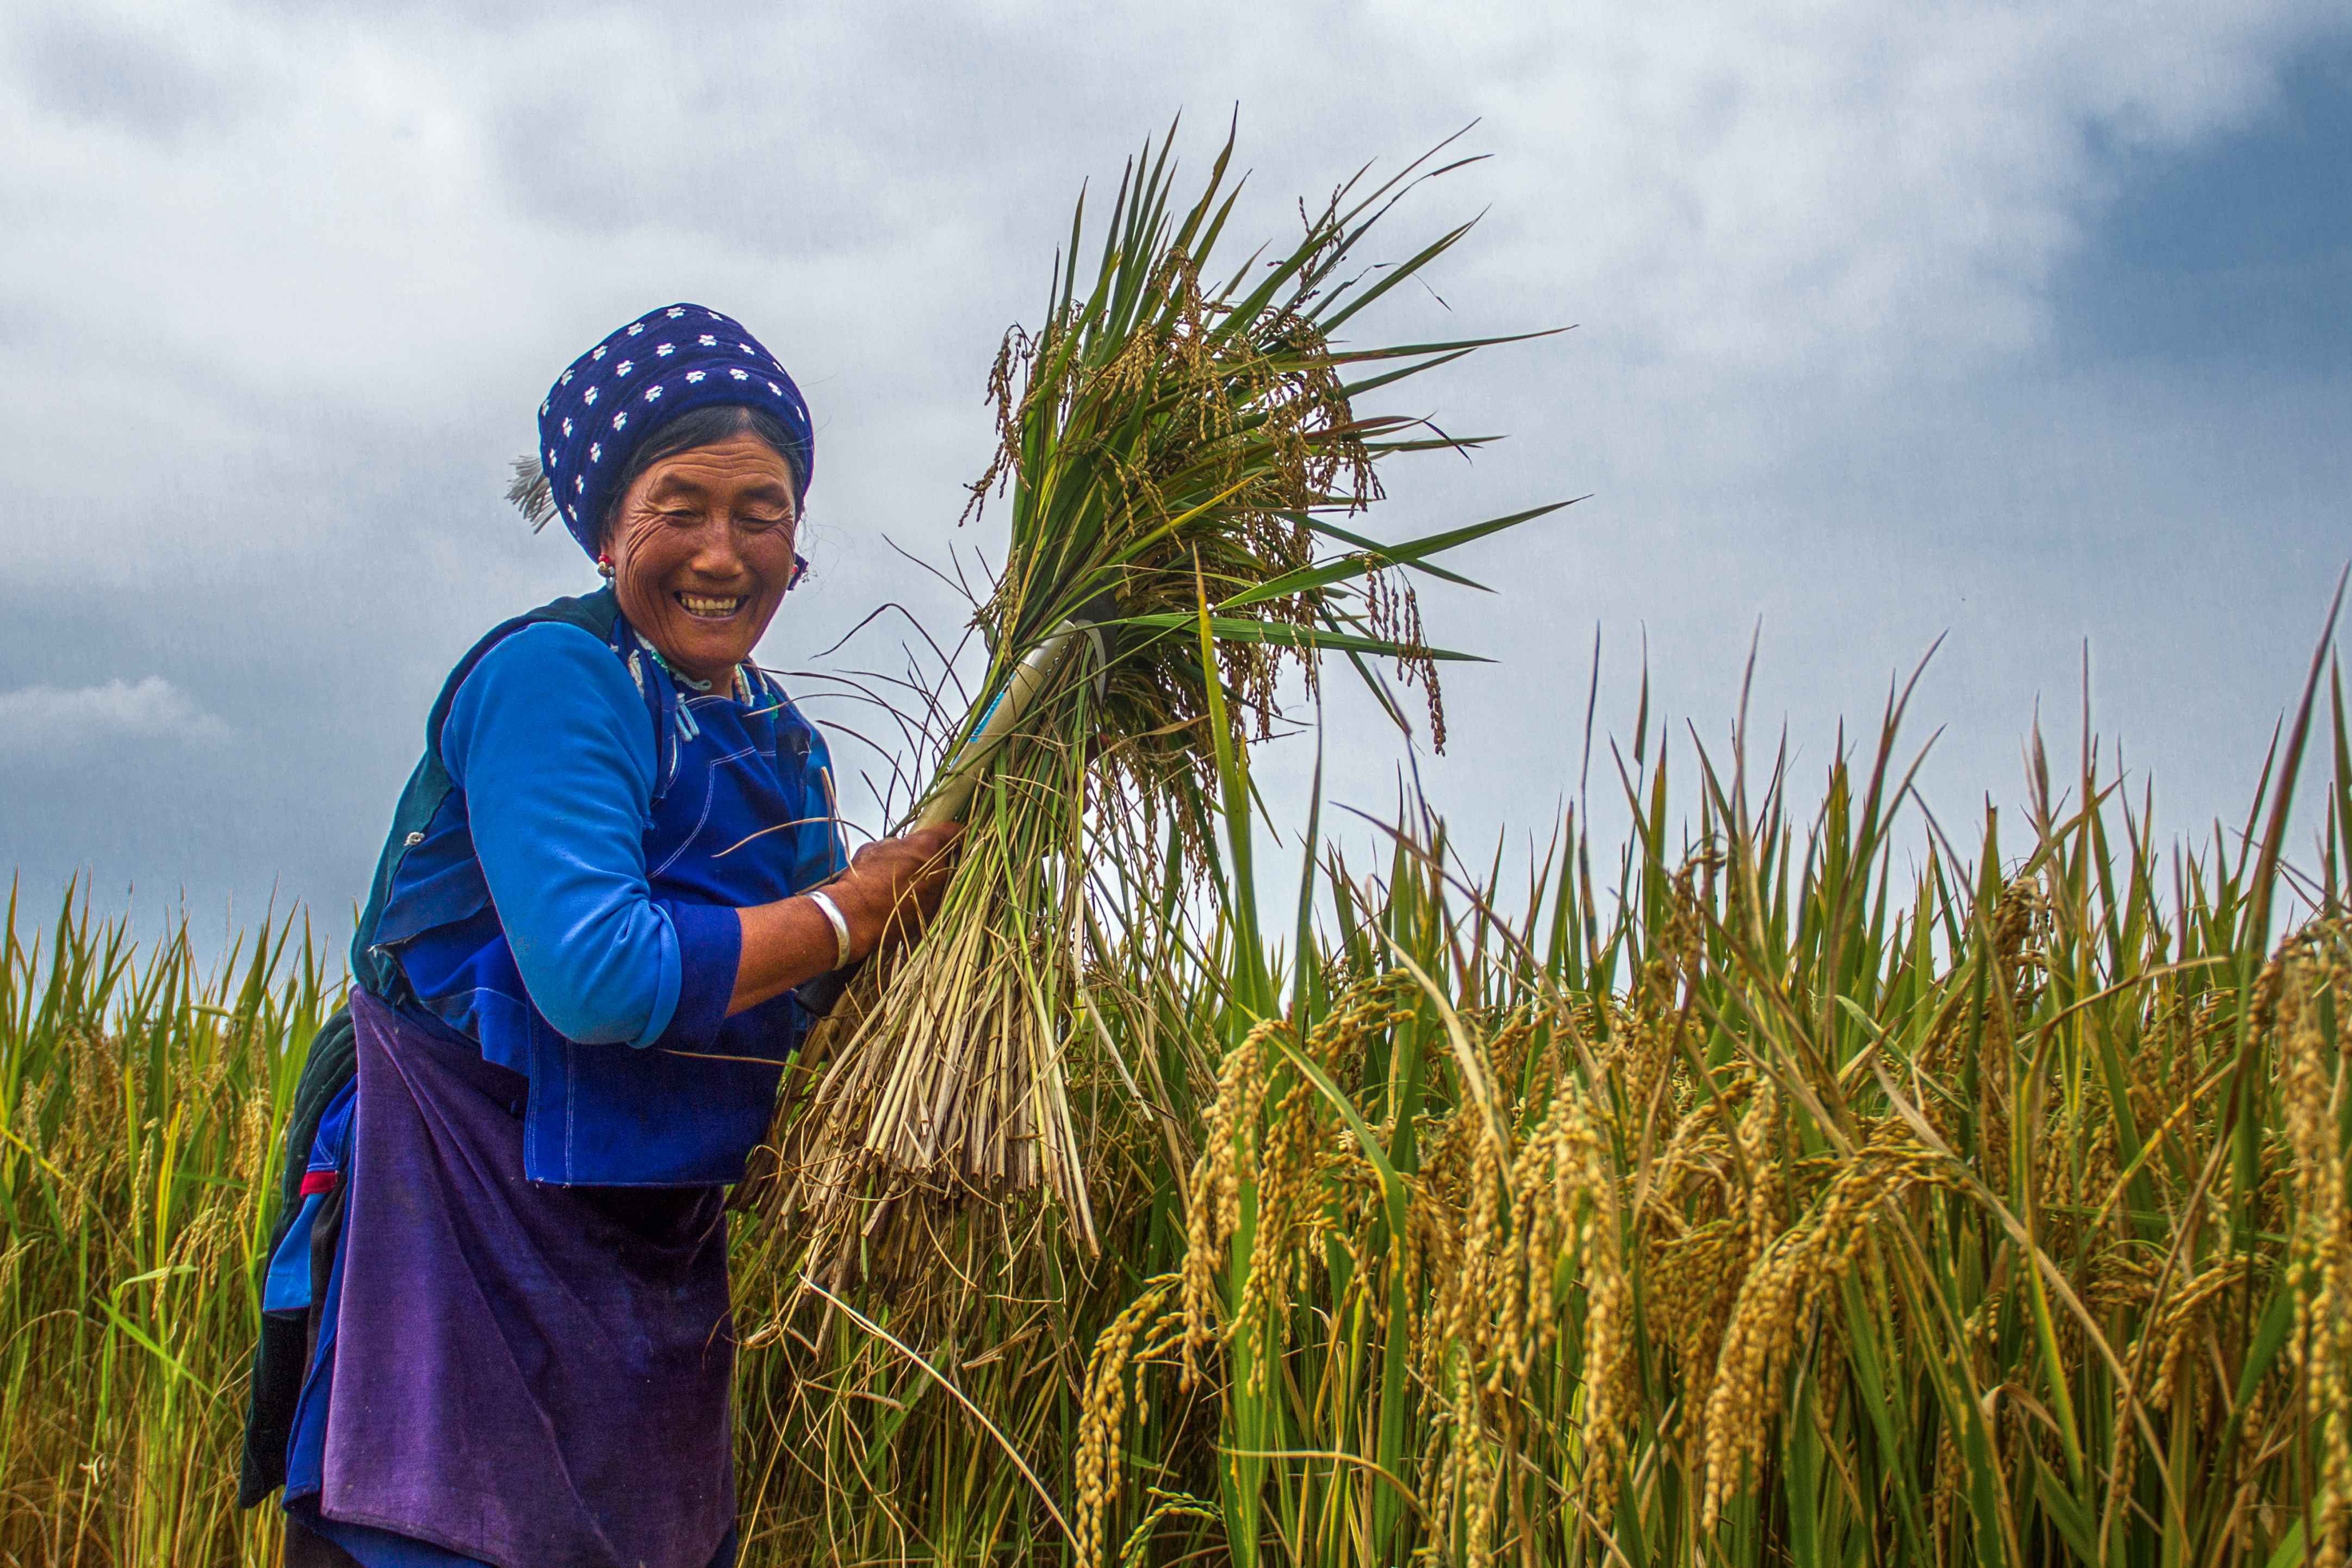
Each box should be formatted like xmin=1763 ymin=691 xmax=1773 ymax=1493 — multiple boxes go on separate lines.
xmin=7 ymin=638 xmax=2352 ymax=1566
xmin=1078 ymin=627 xmax=2352 ymax=1568
xmin=0 ymin=889 xmax=334 ymax=1566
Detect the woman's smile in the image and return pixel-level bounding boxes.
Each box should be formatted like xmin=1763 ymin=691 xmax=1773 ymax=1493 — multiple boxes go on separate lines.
xmin=676 ymin=590 xmax=748 ymax=620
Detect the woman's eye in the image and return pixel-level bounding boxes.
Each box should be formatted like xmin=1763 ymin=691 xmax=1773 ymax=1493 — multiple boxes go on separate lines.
xmin=739 ymin=512 xmax=791 ymax=530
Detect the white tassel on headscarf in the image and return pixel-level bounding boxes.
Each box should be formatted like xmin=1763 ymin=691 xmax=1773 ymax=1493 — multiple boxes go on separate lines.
xmin=505 ymin=457 xmax=558 ymax=532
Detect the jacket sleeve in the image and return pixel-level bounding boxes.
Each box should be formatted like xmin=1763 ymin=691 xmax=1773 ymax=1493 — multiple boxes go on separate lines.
xmin=440 ymin=623 xmax=740 ymax=1048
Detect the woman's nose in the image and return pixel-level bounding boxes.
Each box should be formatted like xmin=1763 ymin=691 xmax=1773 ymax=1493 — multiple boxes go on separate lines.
xmin=688 ymin=513 xmax=744 ymax=574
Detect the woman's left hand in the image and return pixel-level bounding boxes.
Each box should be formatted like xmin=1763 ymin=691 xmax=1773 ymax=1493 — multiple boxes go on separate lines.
xmin=727 ymin=824 xmax=960 ymax=1017
xmin=825 ymin=823 xmax=963 ymax=960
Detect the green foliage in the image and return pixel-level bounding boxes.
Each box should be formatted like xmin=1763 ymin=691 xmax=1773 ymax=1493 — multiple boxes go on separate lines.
xmin=0 ymin=891 xmax=332 ymax=1565
xmin=1076 ymin=631 xmax=2352 ymax=1568
xmin=7 ymin=638 xmax=2351 ymax=1565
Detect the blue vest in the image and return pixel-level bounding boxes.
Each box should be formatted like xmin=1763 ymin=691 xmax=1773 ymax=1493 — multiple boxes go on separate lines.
xmin=350 ymin=589 xmax=845 ymax=1186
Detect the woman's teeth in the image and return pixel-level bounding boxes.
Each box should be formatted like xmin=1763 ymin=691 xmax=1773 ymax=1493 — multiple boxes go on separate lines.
xmin=677 ymin=593 xmax=745 ymax=619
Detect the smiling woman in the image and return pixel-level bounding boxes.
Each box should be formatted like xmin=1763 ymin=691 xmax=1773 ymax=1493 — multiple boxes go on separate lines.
xmin=233 ymin=304 xmax=960 ymax=1568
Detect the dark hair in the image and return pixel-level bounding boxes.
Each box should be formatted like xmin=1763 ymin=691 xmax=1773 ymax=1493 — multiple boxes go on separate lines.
xmin=599 ymin=404 xmax=807 ymax=541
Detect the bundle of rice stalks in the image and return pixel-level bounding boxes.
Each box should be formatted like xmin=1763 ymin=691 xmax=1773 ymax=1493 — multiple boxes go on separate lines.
xmin=765 ymin=125 xmax=1562 ymax=1289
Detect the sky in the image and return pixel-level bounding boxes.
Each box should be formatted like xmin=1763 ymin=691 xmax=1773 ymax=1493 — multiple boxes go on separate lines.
xmin=2 ymin=1 xmax=2347 ymax=957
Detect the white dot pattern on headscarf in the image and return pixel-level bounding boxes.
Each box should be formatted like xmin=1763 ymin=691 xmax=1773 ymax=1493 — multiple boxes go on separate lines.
xmin=535 ymin=302 xmax=816 ymax=559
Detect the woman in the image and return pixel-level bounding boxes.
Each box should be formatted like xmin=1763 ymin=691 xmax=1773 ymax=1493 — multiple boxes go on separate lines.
xmin=238 ymin=304 xmax=959 ymax=1568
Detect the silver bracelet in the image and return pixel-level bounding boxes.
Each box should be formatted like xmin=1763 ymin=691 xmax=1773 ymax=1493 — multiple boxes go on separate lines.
xmin=806 ymin=889 xmax=854 ymax=970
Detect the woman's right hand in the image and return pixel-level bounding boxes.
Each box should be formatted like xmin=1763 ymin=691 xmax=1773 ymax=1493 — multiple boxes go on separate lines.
xmin=823 ymin=823 xmax=963 ymax=961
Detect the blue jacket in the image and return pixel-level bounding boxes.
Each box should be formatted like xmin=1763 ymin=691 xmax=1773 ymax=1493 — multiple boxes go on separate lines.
xmin=350 ymin=588 xmax=845 ymax=1186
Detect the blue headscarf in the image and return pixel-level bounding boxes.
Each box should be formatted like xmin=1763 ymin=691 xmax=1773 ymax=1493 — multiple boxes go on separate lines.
xmin=516 ymin=303 xmax=815 ymax=560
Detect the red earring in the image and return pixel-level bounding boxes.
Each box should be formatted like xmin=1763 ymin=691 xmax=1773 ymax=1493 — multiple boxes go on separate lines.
xmin=596 ymin=555 xmax=615 ymax=580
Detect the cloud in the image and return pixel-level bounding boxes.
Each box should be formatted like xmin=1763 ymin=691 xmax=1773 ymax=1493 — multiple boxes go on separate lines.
xmin=15 ymin=11 xmax=236 ymax=142
xmin=0 ymin=676 xmax=231 ymax=762
xmin=0 ymin=0 xmax=2345 ymax=942
xmin=0 ymin=2 xmax=2335 ymax=537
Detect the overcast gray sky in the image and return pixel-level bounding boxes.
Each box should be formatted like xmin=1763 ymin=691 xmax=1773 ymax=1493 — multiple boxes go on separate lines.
xmin=3 ymin=1 xmax=2348 ymax=953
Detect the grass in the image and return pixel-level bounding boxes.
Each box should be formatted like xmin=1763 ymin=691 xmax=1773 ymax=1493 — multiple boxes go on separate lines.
xmin=5 ymin=623 xmax=2350 ymax=1565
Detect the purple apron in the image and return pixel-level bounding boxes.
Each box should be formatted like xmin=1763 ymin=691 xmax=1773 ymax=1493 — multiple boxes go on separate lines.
xmin=311 ymin=988 xmax=737 ymax=1568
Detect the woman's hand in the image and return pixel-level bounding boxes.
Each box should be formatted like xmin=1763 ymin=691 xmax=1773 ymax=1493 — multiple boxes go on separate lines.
xmin=726 ymin=824 xmax=961 ymax=1017
xmin=823 ymin=823 xmax=963 ymax=961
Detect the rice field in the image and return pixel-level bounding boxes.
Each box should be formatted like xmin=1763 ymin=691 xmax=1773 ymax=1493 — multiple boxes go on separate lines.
xmin=5 ymin=633 xmax=2349 ymax=1567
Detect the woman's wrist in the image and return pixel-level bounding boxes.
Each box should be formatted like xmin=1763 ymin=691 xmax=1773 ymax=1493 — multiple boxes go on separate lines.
xmin=816 ymin=879 xmax=890 ymax=963
xmin=803 ymin=889 xmax=854 ymax=970
xmin=724 ymin=898 xmax=833 ymax=1017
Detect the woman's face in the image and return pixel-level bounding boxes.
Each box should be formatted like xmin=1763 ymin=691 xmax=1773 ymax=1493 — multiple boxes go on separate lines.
xmin=605 ymin=432 xmax=800 ymax=687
